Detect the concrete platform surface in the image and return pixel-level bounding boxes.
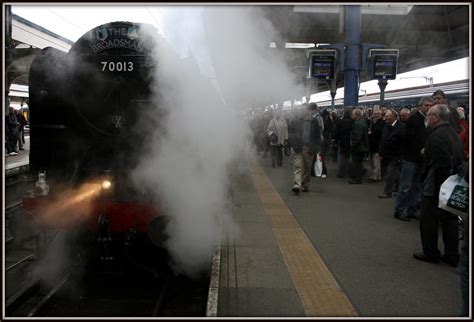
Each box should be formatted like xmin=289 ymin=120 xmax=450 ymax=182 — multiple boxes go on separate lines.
xmin=217 ymin=153 xmax=465 ymax=318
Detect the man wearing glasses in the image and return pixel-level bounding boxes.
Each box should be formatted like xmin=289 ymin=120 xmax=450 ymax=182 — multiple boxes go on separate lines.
xmin=393 ymin=97 xmax=433 ymax=221
xmin=413 ymin=104 xmax=464 ymax=266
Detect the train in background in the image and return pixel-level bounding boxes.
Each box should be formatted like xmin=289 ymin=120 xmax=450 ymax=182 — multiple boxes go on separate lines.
xmin=22 ymin=21 xmax=171 ymax=274
xmin=317 ymin=79 xmax=469 ymax=109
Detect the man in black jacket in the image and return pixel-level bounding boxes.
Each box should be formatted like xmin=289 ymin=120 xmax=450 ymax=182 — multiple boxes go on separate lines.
xmin=288 ymin=103 xmax=322 ymax=194
xmin=16 ymin=110 xmax=28 ymax=151
xmin=367 ymin=108 xmax=385 ymax=182
xmin=316 ymin=109 xmax=333 ymax=178
xmin=378 ymin=109 xmax=405 ymax=199
xmin=333 ymin=108 xmax=353 ymax=178
xmin=6 ymin=107 xmax=19 ymax=155
xmin=413 ymin=104 xmax=464 ymax=266
xmin=348 ymin=108 xmax=369 ymax=184
xmin=393 ymin=97 xmax=433 ymax=221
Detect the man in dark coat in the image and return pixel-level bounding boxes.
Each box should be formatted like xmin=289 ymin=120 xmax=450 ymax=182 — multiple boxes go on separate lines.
xmin=16 ymin=110 xmax=28 ymax=150
xmin=413 ymin=104 xmax=464 ymax=266
xmin=393 ymin=97 xmax=433 ymax=221
xmin=288 ymin=103 xmax=321 ymax=194
xmin=378 ymin=109 xmax=405 ymax=199
xmin=333 ymin=108 xmax=353 ymax=178
xmin=319 ymin=109 xmax=334 ymax=178
xmin=348 ymin=108 xmax=369 ymax=184
xmin=5 ymin=107 xmax=19 ymax=155
xmin=367 ymin=108 xmax=385 ymax=182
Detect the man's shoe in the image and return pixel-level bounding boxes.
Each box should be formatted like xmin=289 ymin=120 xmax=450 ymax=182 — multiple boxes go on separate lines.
xmin=413 ymin=252 xmax=439 ymax=264
xmin=348 ymin=179 xmax=362 ymax=184
xmin=378 ymin=193 xmax=392 ymax=199
xmin=301 ymin=186 xmax=309 ymax=192
xmin=9 ymin=152 xmax=18 ymax=156
xmin=321 ymin=174 xmax=327 ymax=179
xmin=19 ymin=147 xmax=25 ymax=150
xmin=440 ymin=256 xmax=459 ymax=267
xmin=394 ymin=212 xmax=410 ymax=221
xmin=292 ymin=186 xmax=300 ymax=194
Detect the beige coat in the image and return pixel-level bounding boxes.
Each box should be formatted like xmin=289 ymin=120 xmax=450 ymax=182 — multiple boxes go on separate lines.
xmin=267 ymin=117 xmax=288 ymax=146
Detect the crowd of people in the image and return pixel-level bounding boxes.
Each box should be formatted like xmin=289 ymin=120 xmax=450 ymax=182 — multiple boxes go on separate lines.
xmin=5 ymin=106 xmax=28 ymax=156
xmin=249 ymin=89 xmax=469 ymax=316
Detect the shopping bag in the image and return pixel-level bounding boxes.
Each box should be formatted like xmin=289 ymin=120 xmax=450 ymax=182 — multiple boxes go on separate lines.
xmin=314 ymin=153 xmax=323 ymax=177
xmin=438 ymin=174 xmax=469 ymax=216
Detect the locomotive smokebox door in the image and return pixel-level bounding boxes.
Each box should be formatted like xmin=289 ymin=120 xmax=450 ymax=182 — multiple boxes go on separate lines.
xmin=66 ymin=22 xmax=156 ymax=138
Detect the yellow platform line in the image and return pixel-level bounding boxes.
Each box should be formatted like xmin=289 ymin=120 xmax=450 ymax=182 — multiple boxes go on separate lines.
xmin=249 ymin=160 xmax=358 ymax=317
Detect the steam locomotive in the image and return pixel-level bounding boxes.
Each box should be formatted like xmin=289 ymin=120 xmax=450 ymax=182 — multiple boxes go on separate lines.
xmin=22 ymin=22 xmax=168 ymax=272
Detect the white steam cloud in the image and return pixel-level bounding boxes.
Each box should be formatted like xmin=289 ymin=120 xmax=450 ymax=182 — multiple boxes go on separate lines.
xmin=132 ymin=6 xmax=305 ymax=277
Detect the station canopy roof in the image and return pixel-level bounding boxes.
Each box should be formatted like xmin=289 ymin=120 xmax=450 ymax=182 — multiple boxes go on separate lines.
xmin=259 ymin=4 xmax=470 ymax=91
xmin=7 ymin=4 xmax=470 ymax=105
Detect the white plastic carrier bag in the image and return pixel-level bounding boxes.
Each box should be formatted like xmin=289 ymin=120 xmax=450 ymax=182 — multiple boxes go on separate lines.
xmin=314 ymin=153 xmax=323 ymax=177
xmin=438 ymin=174 xmax=469 ymax=216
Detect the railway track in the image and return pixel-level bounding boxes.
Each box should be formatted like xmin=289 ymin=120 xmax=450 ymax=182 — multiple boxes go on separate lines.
xmin=5 ymin=170 xmax=35 ymax=247
xmin=5 ymin=248 xmax=210 ymax=317
xmin=6 ymin=274 xmax=70 ymax=317
xmin=6 ymin=265 xmax=210 ymax=317
xmin=5 ymin=201 xmax=22 ymax=244
xmin=6 ymin=253 xmax=35 ymax=272
xmin=38 ymin=269 xmax=172 ymax=317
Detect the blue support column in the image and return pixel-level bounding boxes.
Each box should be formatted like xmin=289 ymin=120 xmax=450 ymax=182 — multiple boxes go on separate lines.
xmin=343 ymin=5 xmax=361 ymax=107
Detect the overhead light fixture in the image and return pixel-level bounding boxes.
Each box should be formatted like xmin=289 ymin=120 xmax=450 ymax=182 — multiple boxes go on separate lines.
xmin=8 ymin=91 xmax=29 ymax=98
xmin=285 ymin=43 xmax=315 ymax=49
xmin=294 ymin=5 xmax=413 ymax=15
xmin=269 ymin=42 xmax=277 ymax=48
xmin=10 ymin=84 xmax=29 ymax=91
xmin=15 ymin=43 xmax=33 ymax=49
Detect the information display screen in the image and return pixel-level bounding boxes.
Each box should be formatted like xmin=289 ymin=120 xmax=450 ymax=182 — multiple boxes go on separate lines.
xmin=373 ymin=54 xmax=398 ymax=79
xmin=310 ymin=55 xmax=336 ymax=80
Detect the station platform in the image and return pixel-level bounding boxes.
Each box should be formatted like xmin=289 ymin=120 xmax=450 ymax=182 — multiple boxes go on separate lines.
xmin=215 ymin=153 xmax=464 ymax=318
xmin=5 ymin=136 xmax=30 ymax=177
xmin=4 ymin=140 xmax=466 ymax=318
